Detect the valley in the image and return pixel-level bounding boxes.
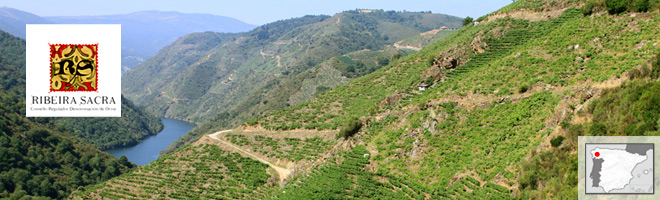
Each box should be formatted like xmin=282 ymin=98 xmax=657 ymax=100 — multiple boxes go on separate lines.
xmin=84 ymin=0 xmax=660 ymax=199
xmin=104 ymin=118 xmax=195 ymax=166
xmin=120 ymin=10 xmax=463 ymax=155
xmin=2 ymin=0 xmax=660 ymax=199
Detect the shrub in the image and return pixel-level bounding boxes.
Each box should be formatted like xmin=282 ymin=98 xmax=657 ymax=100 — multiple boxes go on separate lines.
xmin=316 ymin=86 xmax=331 ymax=94
xmin=550 ymin=136 xmax=565 ymax=147
xmin=633 ymin=0 xmax=650 ymax=12
xmin=427 ymin=55 xmax=436 ymax=66
xmin=476 ymin=15 xmax=487 ymax=22
xmin=378 ymin=57 xmax=389 ymax=66
xmin=424 ymin=77 xmax=434 ymax=85
xmin=245 ymin=118 xmax=258 ymax=126
xmin=462 ymin=16 xmax=474 ymax=26
xmin=651 ymin=54 xmax=660 ymax=79
xmin=606 ymin=0 xmax=629 ymax=14
xmin=628 ymin=68 xmax=643 ymax=80
xmin=560 ymin=121 xmax=571 ymax=129
xmin=589 ymin=122 xmax=608 ymax=135
xmin=518 ymin=84 xmax=529 ymax=93
xmin=391 ymin=53 xmax=402 ymax=61
xmin=337 ymin=117 xmax=362 ymax=139
xmin=582 ymin=0 xmax=596 ymax=15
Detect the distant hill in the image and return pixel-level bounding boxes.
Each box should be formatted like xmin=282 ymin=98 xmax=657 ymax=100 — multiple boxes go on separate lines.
xmin=0 ymin=8 xmax=256 ymax=70
xmin=0 ymin=7 xmax=53 ymax=38
xmin=46 ymin=11 xmax=256 ymax=69
xmin=120 ymin=10 xmax=462 ymax=153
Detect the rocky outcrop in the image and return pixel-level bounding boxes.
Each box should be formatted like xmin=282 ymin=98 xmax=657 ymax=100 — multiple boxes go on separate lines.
xmin=431 ymin=46 xmax=470 ymax=70
xmin=424 ymin=36 xmax=489 ymax=82
xmin=380 ymin=93 xmax=404 ymax=108
xmin=471 ymin=36 xmax=488 ymax=54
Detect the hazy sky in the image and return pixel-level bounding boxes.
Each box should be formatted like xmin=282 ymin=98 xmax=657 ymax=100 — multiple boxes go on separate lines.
xmin=2 ymin=0 xmax=512 ymax=25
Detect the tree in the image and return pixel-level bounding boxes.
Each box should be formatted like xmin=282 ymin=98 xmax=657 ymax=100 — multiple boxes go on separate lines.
xmin=462 ymin=16 xmax=474 ymax=26
xmin=651 ymin=54 xmax=660 ymax=79
xmin=377 ymin=57 xmax=389 ymax=66
xmin=26 ymin=128 xmax=49 ymax=144
xmin=606 ymin=0 xmax=629 ymax=14
xmin=550 ymin=136 xmax=565 ymax=147
xmin=119 ymin=155 xmax=132 ymax=168
xmin=338 ymin=117 xmax=362 ymax=139
xmin=633 ymin=0 xmax=650 ymax=12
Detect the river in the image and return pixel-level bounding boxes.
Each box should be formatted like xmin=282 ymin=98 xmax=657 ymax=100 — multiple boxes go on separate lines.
xmin=104 ymin=118 xmax=195 ymax=166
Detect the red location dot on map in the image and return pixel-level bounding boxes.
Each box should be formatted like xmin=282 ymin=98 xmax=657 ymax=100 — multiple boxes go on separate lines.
xmin=595 ymin=152 xmax=600 ymax=157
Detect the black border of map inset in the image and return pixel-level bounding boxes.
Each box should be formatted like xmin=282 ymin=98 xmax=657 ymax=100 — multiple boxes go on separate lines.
xmin=585 ymin=143 xmax=654 ymax=195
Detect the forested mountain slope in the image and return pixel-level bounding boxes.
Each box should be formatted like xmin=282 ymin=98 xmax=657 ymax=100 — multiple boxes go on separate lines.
xmin=0 ymin=29 xmax=162 ymax=150
xmin=0 ymin=31 xmax=136 ymax=199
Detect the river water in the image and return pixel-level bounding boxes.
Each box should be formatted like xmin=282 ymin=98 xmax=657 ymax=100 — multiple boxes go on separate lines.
xmin=104 ymin=118 xmax=195 ymax=166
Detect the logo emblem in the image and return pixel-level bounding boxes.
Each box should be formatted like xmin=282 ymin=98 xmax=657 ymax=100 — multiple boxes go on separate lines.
xmin=50 ymin=44 xmax=98 ymax=92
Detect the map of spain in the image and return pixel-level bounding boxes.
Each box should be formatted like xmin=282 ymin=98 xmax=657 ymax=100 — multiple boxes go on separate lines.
xmin=586 ymin=143 xmax=654 ymax=194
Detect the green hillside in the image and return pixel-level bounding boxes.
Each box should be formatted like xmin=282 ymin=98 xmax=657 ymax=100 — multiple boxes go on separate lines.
xmin=53 ymin=96 xmax=163 ymax=150
xmin=0 ymin=31 xmax=137 ymax=199
xmin=84 ymin=0 xmax=660 ymax=199
xmin=74 ymin=142 xmax=276 ymax=199
xmin=0 ymin=30 xmax=163 ymax=150
xmin=122 ymin=10 xmax=461 ymax=125
xmin=121 ymin=10 xmax=462 ymax=154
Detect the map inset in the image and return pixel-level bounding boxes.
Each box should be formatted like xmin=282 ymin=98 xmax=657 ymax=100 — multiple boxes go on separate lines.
xmin=585 ymin=143 xmax=654 ymax=194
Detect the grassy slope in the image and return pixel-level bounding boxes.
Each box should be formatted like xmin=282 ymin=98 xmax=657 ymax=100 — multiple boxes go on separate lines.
xmin=253 ymin=1 xmax=660 ymax=199
xmin=74 ymin=143 xmax=275 ymax=199
xmin=86 ymin=1 xmax=660 ymax=199
xmin=123 ymin=11 xmax=461 ymax=124
xmin=159 ymin=12 xmax=461 ymax=155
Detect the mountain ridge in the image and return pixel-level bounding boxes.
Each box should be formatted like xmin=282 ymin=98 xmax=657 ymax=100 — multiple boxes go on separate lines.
xmin=120 ymin=10 xmax=463 ymax=154
xmin=46 ymin=10 xmax=256 ymax=69
xmin=0 ymin=8 xmax=257 ymax=70
xmin=0 ymin=7 xmax=53 ymax=38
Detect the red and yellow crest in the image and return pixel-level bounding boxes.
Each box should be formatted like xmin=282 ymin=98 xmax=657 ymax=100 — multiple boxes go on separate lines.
xmin=50 ymin=44 xmax=98 ymax=92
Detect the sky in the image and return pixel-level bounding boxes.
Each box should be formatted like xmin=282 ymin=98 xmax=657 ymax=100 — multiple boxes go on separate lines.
xmin=2 ymin=0 xmax=512 ymax=25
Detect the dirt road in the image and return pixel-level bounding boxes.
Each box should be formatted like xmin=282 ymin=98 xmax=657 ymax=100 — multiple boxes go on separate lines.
xmin=208 ymin=130 xmax=291 ymax=184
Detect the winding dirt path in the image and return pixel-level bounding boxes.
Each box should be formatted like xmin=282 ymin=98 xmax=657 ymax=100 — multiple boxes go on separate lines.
xmin=393 ymin=40 xmax=422 ymax=51
xmin=208 ymin=130 xmax=291 ymax=184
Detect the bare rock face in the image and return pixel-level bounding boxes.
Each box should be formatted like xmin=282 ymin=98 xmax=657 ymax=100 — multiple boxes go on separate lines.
xmin=423 ymin=66 xmax=443 ymax=81
xmin=435 ymin=50 xmax=464 ymax=69
xmin=427 ymin=36 xmax=487 ymax=72
xmin=471 ymin=36 xmax=488 ymax=54
xmin=422 ymin=36 xmax=489 ymax=84
xmin=431 ymin=45 xmax=470 ymax=70
xmin=380 ymin=93 xmax=404 ymax=108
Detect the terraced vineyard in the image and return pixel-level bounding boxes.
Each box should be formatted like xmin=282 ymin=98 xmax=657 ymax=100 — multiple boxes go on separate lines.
xmin=224 ymin=133 xmax=335 ymax=162
xmin=445 ymin=9 xmax=581 ymax=79
xmin=272 ymin=146 xmax=413 ymax=199
xmin=426 ymin=7 xmax=660 ymax=101
xmin=270 ymin=146 xmax=512 ymax=199
xmin=75 ymin=143 xmax=277 ymax=199
xmin=252 ymin=2 xmax=660 ymax=199
xmin=360 ymin=91 xmax=558 ymax=198
xmin=75 ymin=1 xmax=660 ymax=199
